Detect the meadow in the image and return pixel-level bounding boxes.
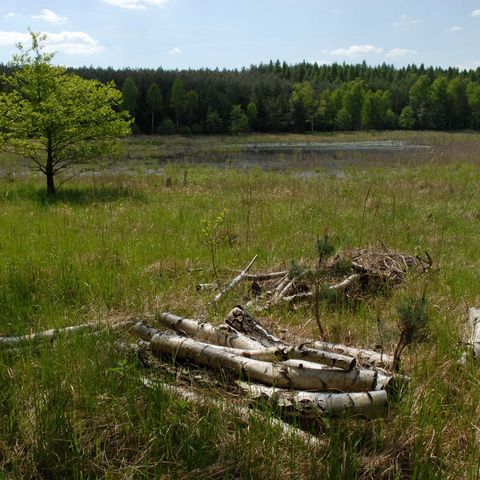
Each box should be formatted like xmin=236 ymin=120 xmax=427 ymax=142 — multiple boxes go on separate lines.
xmin=1 ymin=131 xmax=480 ymax=479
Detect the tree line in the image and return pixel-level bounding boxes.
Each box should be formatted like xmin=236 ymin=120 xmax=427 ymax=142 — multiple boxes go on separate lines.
xmin=3 ymin=60 xmax=480 ymax=134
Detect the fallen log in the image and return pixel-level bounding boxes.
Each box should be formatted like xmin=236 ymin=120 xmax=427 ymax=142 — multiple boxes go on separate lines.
xmin=131 ymin=323 xmax=392 ymax=392
xmin=238 ymin=382 xmax=388 ymax=418
xmin=0 ymin=318 xmax=140 ymax=348
xmin=142 ymin=378 xmax=321 ymax=445
xmin=468 ymin=308 xmax=480 ymax=358
xmin=224 ymin=306 xmax=356 ymax=369
xmin=210 ymin=255 xmax=258 ymax=304
xmin=310 ymin=341 xmax=394 ymax=368
xmin=155 ymin=312 xmax=263 ymax=350
xmin=196 ymin=283 xmax=218 ymax=292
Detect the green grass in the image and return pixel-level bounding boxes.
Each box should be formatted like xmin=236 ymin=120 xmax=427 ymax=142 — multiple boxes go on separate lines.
xmin=1 ymin=131 xmax=480 ymax=478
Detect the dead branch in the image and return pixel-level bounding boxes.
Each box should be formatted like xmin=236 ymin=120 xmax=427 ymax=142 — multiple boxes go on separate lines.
xmin=210 ymin=255 xmax=258 ymax=304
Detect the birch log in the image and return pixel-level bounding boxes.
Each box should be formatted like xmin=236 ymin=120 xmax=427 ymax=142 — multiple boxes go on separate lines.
xmin=469 ymin=308 xmax=480 ymax=358
xmin=210 ymin=255 xmax=258 ymax=304
xmin=142 ymin=378 xmax=321 ymax=445
xmin=224 ymin=306 xmax=356 ymax=369
xmin=156 ymin=312 xmax=263 ymax=350
xmin=238 ymin=382 xmax=388 ymax=418
xmin=310 ymin=341 xmax=394 ymax=368
xmin=0 ymin=318 xmax=139 ymax=348
xmin=131 ymin=325 xmax=391 ymax=392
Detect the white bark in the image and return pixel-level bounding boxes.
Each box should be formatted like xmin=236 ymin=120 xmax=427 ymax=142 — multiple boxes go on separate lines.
xmin=310 ymin=341 xmax=394 ymax=368
xmin=0 ymin=318 xmax=138 ymax=348
xmin=469 ymin=308 xmax=480 ymax=358
xmin=131 ymin=326 xmax=391 ymax=392
xmin=141 ymin=378 xmax=321 ymax=445
xmin=210 ymin=255 xmax=258 ymax=304
xmin=237 ymin=382 xmax=388 ymax=418
xmin=156 ymin=312 xmax=263 ymax=350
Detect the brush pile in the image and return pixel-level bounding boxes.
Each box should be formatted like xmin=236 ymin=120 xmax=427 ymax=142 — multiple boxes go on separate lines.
xmin=229 ymin=247 xmax=432 ymax=311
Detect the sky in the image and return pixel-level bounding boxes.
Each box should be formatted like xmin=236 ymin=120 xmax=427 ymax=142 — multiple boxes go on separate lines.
xmin=0 ymin=0 xmax=479 ymax=70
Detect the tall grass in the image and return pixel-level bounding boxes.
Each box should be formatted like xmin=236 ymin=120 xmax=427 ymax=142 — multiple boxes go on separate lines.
xmin=1 ymin=131 xmax=480 ymax=478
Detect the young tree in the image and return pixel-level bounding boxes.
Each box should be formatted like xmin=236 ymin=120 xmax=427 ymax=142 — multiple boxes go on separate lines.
xmin=170 ymin=79 xmax=186 ymax=130
xmin=185 ymin=90 xmax=199 ymax=127
xmin=205 ymin=108 xmax=224 ymax=133
xmin=399 ymin=105 xmax=415 ymax=129
xmin=0 ymin=32 xmax=131 ymax=195
xmin=121 ymin=77 xmax=139 ymax=117
xmin=146 ymin=82 xmax=163 ymax=133
xmin=229 ymin=105 xmax=249 ymax=134
xmin=246 ymin=101 xmax=258 ymax=130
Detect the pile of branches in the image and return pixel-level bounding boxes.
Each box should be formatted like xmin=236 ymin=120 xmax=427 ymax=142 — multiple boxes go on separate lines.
xmin=128 ymin=306 xmax=398 ymax=423
xmin=200 ymin=248 xmax=432 ymax=311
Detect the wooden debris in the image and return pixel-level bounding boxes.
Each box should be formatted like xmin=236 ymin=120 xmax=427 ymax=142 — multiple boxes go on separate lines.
xmin=238 ymin=381 xmax=388 ymax=418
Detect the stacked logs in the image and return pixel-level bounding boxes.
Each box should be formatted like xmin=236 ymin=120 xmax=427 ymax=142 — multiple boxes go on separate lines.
xmin=130 ymin=306 xmax=396 ymax=419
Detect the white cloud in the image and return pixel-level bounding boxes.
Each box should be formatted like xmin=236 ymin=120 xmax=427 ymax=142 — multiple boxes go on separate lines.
xmin=33 ymin=9 xmax=68 ymax=25
xmin=0 ymin=31 xmax=28 ymax=46
xmin=4 ymin=12 xmax=15 ymax=19
xmin=471 ymin=9 xmax=480 ymax=16
xmin=392 ymin=15 xmax=421 ymax=27
xmin=0 ymin=30 xmax=104 ymax=55
xmin=457 ymin=60 xmax=480 ymax=70
xmin=102 ymin=0 xmax=170 ymax=10
xmin=327 ymin=44 xmax=383 ymax=57
xmin=385 ymin=48 xmax=418 ymax=58
xmin=169 ymin=47 xmax=181 ymax=54
xmin=446 ymin=26 xmax=462 ymax=31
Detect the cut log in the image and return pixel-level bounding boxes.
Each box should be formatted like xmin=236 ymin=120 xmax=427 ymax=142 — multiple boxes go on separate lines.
xmin=196 ymin=283 xmax=218 ymax=292
xmin=156 ymin=312 xmax=263 ymax=350
xmin=310 ymin=341 xmax=394 ymax=368
xmin=210 ymin=255 xmax=258 ymax=304
xmin=244 ymin=271 xmax=288 ymax=281
xmin=238 ymin=382 xmax=388 ymax=418
xmin=141 ymin=378 xmax=321 ymax=445
xmin=469 ymin=308 xmax=480 ymax=358
xmin=131 ymin=324 xmax=391 ymax=392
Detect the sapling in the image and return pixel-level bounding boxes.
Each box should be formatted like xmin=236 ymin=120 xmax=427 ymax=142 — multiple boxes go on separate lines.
xmin=201 ymin=209 xmax=229 ymax=288
xmin=392 ymin=294 xmax=430 ymax=372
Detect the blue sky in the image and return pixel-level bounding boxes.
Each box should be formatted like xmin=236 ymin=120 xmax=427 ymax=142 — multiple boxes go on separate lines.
xmin=0 ymin=0 xmax=479 ymax=70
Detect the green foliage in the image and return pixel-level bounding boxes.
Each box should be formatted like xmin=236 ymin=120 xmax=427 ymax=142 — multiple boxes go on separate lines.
xmin=229 ymin=104 xmax=250 ymax=134
xmin=316 ymin=235 xmax=336 ymax=261
xmin=205 ymin=109 xmax=223 ymax=133
xmin=185 ymin=90 xmax=199 ymax=126
xmin=121 ymin=77 xmax=139 ymax=116
xmin=399 ymin=105 xmax=416 ymax=129
xmin=396 ymin=296 xmax=430 ymax=345
xmin=170 ymin=78 xmax=186 ymax=129
xmin=146 ymin=83 xmax=163 ymax=133
xmin=246 ymin=101 xmax=258 ymax=128
xmin=0 ymin=31 xmax=132 ymax=195
xmin=158 ymin=117 xmax=175 ymax=134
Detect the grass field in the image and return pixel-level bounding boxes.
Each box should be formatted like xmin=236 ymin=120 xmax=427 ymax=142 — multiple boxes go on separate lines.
xmin=1 ymin=131 xmax=480 ymax=478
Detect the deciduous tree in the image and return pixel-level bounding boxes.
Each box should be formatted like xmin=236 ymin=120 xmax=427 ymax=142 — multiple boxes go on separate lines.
xmin=0 ymin=32 xmax=131 ymax=195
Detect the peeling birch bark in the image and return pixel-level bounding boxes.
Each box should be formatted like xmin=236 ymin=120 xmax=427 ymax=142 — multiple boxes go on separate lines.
xmin=131 ymin=324 xmax=391 ymax=392
xmin=155 ymin=312 xmax=263 ymax=350
xmin=310 ymin=341 xmax=394 ymax=368
xmin=237 ymin=382 xmax=388 ymax=418
xmin=210 ymin=255 xmax=258 ymax=304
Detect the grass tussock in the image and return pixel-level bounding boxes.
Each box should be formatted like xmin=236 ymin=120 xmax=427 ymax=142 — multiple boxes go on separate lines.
xmin=1 ymin=131 xmax=480 ymax=478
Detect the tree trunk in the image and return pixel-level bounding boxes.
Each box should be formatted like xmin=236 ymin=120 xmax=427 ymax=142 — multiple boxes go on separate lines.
xmin=155 ymin=312 xmax=263 ymax=349
xmin=237 ymin=382 xmax=388 ymax=418
xmin=46 ymin=136 xmax=56 ymax=195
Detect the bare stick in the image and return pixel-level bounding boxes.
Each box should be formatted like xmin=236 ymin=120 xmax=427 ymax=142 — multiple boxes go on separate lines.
xmin=210 ymin=255 xmax=258 ymax=304
xmin=468 ymin=308 xmax=480 ymax=358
